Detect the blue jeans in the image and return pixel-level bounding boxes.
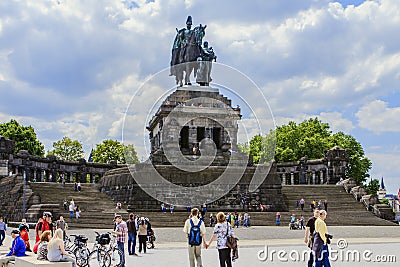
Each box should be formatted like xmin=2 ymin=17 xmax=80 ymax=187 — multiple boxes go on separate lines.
xmin=315 ymin=245 xmax=331 ymax=267
xmin=0 ymin=230 xmax=5 ymax=246
xmin=128 ymin=233 xmax=136 ymax=255
xmin=308 ymin=251 xmax=314 ymax=267
xmin=117 ymin=241 xmax=125 ymax=267
xmin=69 ymin=211 xmax=74 ymax=218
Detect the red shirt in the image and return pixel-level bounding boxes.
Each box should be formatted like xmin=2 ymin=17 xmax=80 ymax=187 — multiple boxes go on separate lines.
xmin=35 ymin=219 xmax=51 ymax=242
xmin=20 ymin=229 xmax=30 ymax=249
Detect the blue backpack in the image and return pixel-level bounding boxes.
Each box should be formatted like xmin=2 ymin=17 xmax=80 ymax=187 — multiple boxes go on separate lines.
xmin=188 ymin=218 xmax=203 ymax=246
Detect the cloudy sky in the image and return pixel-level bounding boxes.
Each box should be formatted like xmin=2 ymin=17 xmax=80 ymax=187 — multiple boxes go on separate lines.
xmin=0 ymin=0 xmax=399 ymax=194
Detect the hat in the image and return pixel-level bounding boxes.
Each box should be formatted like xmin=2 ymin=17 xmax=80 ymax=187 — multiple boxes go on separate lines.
xmin=114 ymin=214 xmax=122 ymax=219
xmin=43 ymin=212 xmax=53 ymax=218
xmin=186 ymin=16 xmax=192 ymax=25
xmin=11 ymin=229 xmax=20 ymax=235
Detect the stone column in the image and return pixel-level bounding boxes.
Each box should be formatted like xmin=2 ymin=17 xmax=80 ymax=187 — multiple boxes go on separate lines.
xmin=41 ymin=170 xmax=45 ymax=182
xmin=291 ymin=173 xmax=294 ymax=185
xmin=320 ymin=170 xmax=325 ymax=184
xmin=282 ymin=173 xmax=286 ymax=185
xmin=189 ymin=127 xmax=197 ymax=147
xmin=325 ymin=168 xmax=329 ymax=184
xmin=33 ymin=168 xmax=37 ymax=181
xmin=312 ymin=172 xmax=316 ymax=185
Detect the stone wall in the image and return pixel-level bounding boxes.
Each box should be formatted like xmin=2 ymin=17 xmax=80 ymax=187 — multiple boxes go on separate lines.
xmin=0 ymin=135 xmax=121 ymax=183
xmin=0 ymin=175 xmax=40 ymax=221
xmin=99 ymin=163 xmax=287 ymax=212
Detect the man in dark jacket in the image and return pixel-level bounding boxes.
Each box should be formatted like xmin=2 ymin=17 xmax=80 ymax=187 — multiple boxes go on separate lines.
xmin=127 ymin=213 xmax=138 ymax=256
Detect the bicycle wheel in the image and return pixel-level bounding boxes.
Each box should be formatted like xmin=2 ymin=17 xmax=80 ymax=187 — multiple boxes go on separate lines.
xmin=108 ymin=247 xmax=123 ymax=267
xmin=88 ymin=249 xmax=110 ymax=267
xmin=74 ymin=247 xmax=91 ymax=267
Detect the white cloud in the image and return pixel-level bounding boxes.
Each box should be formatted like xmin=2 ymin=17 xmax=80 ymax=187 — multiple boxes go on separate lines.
xmin=367 ymin=152 xmax=400 ymax=194
xmin=0 ymin=0 xmax=400 ymax=192
xmin=356 ymin=100 xmax=400 ymax=133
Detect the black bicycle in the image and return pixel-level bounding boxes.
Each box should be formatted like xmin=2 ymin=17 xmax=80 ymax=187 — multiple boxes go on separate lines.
xmin=87 ymin=231 xmax=123 ymax=267
xmin=65 ymin=234 xmax=91 ymax=267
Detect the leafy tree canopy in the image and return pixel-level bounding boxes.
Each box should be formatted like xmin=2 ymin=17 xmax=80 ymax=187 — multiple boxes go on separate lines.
xmin=48 ymin=136 xmax=84 ymax=161
xmin=0 ymin=119 xmax=45 ymax=156
xmin=365 ymin=179 xmax=380 ymax=195
xmin=240 ymin=118 xmax=371 ymax=185
xmin=92 ymin=139 xmax=139 ymax=164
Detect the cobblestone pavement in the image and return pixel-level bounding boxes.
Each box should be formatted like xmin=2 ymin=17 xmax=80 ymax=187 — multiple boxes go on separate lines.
xmin=1 ymin=226 xmax=399 ymax=266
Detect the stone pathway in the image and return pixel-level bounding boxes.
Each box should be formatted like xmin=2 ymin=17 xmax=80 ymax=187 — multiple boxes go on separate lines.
xmin=1 ymin=226 xmax=399 ymax=266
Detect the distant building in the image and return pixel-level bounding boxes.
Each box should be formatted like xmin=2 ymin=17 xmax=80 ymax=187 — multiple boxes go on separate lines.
xmin=377 ymin=177 xmax=387 ymax=200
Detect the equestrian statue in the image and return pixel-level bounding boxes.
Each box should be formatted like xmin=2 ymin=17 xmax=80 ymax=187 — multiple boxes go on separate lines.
xmin=170 ymin=16 xmax=217 ymax=87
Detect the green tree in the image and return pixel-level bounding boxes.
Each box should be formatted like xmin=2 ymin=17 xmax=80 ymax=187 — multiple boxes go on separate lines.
xmin=365 ymin=179 xmax=380 ymax=195
xmin=48 ymin=136 xmax=84 ymax=161
xmin=249 ymin=134 xmax=263 ymax=164
xmin=0 ymin=119 xmax=44 ymax=156
xmin=92 ymin=140 xmax=139 ymax=164
xmin=328 ymin=132 xmax=372 ymax=185
xmin=123 ymin=144 xmax=140 ymax=164
xmin=243 ymin=118 xmax=371 ymax=185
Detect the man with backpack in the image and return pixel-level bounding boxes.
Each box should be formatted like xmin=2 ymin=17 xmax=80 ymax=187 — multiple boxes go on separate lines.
xmin=183 ymin=208 xmax=207 ymax=267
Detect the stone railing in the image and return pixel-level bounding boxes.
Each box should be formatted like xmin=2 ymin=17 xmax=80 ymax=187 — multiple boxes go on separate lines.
xmin=350 ymin=185 xmax=366 ymax=201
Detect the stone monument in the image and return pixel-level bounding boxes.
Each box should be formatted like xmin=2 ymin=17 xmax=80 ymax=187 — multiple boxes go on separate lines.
xmin=100 ymin=17 xmax=287 ymax=211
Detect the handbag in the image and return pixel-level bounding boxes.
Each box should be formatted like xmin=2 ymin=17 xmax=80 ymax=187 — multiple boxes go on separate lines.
xmin=225 ymin=222 xmax=237 ymax=249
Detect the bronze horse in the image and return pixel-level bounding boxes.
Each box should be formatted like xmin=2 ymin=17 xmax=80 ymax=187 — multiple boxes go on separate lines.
xmin=170 ymin=25 xmax=206 ymax=86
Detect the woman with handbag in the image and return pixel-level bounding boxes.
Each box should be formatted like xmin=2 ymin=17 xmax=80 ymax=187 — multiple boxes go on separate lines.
xmin=206 ymin=212 xmax=236 ymax=267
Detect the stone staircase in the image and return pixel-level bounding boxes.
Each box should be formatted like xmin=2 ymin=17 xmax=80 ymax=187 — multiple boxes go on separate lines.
xmin=21 ymin=182 xmax=395 ymax=229
xmin=27 ymin=182 xmax=127 ymax=229
xmin=131 ymin=185 xmax=396 ymax=227
xmin=280 ymin=185 xmax=395 ymax=226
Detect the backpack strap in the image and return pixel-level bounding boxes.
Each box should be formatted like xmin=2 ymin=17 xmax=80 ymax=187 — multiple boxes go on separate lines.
xmin=225 ymin=222 xmax=230 ymax=237
xmin=190 ymin=219 xmax=194 ymax=227
xmin=197 ymin=218 xmax=203 ymax=227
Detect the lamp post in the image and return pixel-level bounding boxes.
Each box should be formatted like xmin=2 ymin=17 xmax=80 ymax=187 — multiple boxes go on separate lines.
xmin=23 ymin=169 xmax=26 ymax=219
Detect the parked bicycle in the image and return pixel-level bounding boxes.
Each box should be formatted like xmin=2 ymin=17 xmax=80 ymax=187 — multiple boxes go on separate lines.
xmin=88 ymin=231 xmax=123 ymax=267
xmin=65 ymin=234 xmax=91 ymax=267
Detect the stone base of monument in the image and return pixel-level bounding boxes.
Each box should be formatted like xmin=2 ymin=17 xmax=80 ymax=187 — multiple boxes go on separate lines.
xmin=99 ymin=163 xmax=287 ymax=212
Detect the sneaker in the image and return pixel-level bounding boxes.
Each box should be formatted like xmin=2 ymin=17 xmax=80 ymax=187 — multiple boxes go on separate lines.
xmin=133 ymin=253 xmax=139 ymax=256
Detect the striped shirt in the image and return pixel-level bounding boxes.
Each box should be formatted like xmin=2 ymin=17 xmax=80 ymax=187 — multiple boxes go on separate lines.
xmin=115 ymin=220 xmax=128 ymax=243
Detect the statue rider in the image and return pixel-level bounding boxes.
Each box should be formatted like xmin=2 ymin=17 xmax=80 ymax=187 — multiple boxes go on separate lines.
xmin=170 ymin=16 xmax=209 ymax=87
xmin=170 ymin=16 xmax=195 ymax=86
xmin=196 ymin=41 xmax=217 ymax=86
xmin=181 ymin=16 xmax=194 ymax=48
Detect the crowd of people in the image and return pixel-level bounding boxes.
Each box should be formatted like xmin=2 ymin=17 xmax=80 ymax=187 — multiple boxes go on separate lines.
xmin=0 ymin=212 xmax=76 ymax=266
xmin=0 ymin=199 xmax=334 ymax=267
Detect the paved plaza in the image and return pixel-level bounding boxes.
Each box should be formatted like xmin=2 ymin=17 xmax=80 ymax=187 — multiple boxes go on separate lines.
xmin=1 ymin=225 xmax=399 ymax=266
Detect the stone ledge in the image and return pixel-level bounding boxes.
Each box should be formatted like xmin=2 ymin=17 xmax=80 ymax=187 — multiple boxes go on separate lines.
xmin=15 ymin=257 xmax=72 ymax=267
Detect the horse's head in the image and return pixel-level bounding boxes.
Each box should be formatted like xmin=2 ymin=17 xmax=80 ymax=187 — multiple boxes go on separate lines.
xmin=194 ymin=24 xmax=206 ymax=46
